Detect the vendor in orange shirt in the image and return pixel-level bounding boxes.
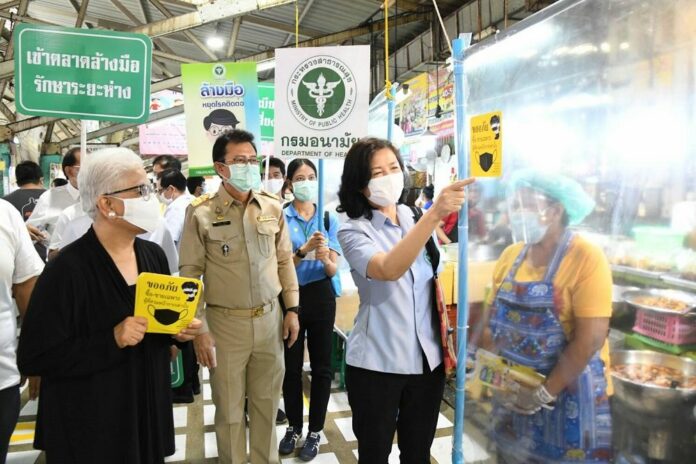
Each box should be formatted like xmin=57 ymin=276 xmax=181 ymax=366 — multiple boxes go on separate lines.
xmin=482 ymin=169 xmax=612 ymax=464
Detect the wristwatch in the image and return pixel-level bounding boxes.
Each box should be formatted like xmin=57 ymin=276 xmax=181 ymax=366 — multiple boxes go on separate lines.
xmin=286 ymin=306 xmax=301 ymax=315
xmin=295 ymin=248 xmax=307 ymax=259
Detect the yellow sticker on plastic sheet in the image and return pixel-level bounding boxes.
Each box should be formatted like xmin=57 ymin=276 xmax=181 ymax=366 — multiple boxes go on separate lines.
xmin=134 ymin=273 xmax=202 ymax=334
xmin=470 ymin=111 xmax=502 ymax=177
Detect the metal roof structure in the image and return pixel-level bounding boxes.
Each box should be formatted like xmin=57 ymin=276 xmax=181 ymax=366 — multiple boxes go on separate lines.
xmin=0 ymin=0 xmax=557 ymax=153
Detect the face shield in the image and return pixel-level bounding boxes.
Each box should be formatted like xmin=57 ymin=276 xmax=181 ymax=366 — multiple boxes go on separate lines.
xmin=507 ymin=188 xmax=555 ymax=243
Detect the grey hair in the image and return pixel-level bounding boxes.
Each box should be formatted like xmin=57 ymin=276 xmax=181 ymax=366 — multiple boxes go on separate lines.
xmin=78 ymin=148 xmax=144 ymax=219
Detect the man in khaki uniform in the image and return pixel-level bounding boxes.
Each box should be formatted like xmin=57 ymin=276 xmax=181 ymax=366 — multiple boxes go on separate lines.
xmin=179 ymin=129 xmax=300 ymax=464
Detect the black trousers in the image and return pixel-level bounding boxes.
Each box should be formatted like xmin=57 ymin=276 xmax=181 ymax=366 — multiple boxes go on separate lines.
xmin=282 ymin=278 xmax=336 ymax=434
xmin=346 ymin=361 xmax=445 ymax=464
xmin=0 ymin=384 xmax=20 ymax=464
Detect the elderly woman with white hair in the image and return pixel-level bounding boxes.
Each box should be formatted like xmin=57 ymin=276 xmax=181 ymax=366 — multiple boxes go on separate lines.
xmin=17 ymin=148 xmax=201 ymax=463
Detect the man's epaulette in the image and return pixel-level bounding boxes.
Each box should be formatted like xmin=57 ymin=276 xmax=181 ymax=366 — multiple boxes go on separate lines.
xmin=190 ymin=192 xmax=215 ymax=207
xmin=258 ymin=190 xmax=280 ymax=201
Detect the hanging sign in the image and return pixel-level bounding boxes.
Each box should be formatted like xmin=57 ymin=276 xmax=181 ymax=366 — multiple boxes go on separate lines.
xmin=470 ymin=111 xmax=503 ymax=177
xmin=134 ymin=273 xmax=202 ymax=335
xmin=14 ymin=24 xmax=152 ymax=122
xmin=181 ymin=62 xmax=260 ymax=176
xmin=274 ymin=46 xmax=370 ymax=159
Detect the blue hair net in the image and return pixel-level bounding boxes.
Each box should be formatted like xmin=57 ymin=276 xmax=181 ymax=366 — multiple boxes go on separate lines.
xmin=506 ymin=169 xmax=595 ymax=225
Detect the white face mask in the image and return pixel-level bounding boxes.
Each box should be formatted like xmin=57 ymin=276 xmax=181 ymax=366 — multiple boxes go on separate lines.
xmin=263 ymin=178 xmax=285 ymax=195
xmin=367 ymin=173 xmax=404 ymax=207
xmin=510 ymin=211 xmax=549 ymax=244
xmin=115 ymin=196 xmax=162 ymax=233
xmin=158 ymin=189 xmax=174 ymax=206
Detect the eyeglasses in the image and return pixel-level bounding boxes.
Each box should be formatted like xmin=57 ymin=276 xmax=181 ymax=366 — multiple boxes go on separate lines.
xmin=223 ymin=157 xmax=258 ymax=166
xmin=104 ymin=183 xmax=155 ymax=201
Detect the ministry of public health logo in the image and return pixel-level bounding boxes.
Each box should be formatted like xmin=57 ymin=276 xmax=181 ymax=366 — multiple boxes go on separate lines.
xmin=213 ymin=64 xmax=226 ymax=79
xmin=288 ymin=55 xmax=357 ymax=130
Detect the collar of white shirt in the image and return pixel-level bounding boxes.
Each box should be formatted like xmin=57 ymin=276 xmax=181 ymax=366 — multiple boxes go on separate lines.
xmin=66 ymin=182 xmax=80 ymax=200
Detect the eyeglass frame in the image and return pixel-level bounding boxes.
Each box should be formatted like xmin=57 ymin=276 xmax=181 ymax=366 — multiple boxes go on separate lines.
xmin=104 ymin=183 xmax=155 ymax=201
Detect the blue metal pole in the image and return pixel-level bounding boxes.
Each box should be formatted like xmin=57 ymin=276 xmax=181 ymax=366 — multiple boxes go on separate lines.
xmin=317 ymin=158 xmax=325 ymax=234
xmin=387 ymin=86 xmax=395 ymax=142
xmin=452 ymin=35 xmax=471 ymax=464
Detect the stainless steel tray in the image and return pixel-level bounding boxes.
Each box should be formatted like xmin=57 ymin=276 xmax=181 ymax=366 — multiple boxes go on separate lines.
xmin=622 ymin=289 xmax=696 ymax=316
xmin=611 ymin=265 xmax=666 ymax=280
xmin=661 ymin=273 xmax=696 ymax=292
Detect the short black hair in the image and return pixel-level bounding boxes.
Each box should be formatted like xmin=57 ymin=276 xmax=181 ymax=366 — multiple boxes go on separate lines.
xmin=15 ymin=160 xmax=43 ymax=186
xmin=286 ymin=158 xmax=316 ymax=181
xmin=62 ymin=147 xmax=80 ymax=177
xmin=159 ymin=169 xmax=187 ymax=192
xmin=152 ymin=155 xmax=182 ymax=172
xmin=204 ymin=109 xmax=239 ymax=130
xmin=262 ymin=157 xmax=286 ymax=177
xmin=337 ymin=137 xmax=407 ymax=220
xmin=212 ymin=129 xmax=257 ymax=164
xmin=187 ymin=176 xmax=205 ymax=195
xmin=422 ymin=184 xmax=434 ymax=201
xmin=52 ymin=178 xmax=68 ymax=187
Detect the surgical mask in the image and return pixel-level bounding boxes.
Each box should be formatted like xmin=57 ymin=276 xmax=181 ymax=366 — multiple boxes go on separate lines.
xmin=158 ymin=189 xmax=174 ymax=206
xmin=367 ymin=173 xmax=404 ymax=207
xmin=227 ymin=164 xmax=261 ymax=193
xmin=263 ymin=178 xmax=285 ymax=195
xmin=292 ymin=180 xmax=318 ymax=202
xmin=118 ymin=196 xmax=161 ymax=233
xmin=510 ymin=211 xmax=548 ymax=244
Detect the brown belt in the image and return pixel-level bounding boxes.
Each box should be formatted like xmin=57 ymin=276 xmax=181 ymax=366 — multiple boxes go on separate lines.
xmin=209 ymin=301 xmax=274 ymax=318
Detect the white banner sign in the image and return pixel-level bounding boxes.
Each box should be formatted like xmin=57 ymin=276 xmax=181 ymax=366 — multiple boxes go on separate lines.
xmin=274 ymin=45 xmax=370 ymax=159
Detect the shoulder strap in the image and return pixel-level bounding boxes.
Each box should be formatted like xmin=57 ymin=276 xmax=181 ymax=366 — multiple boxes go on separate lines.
xmin=409 ymin=206 xmax=440 ymax=275
xmin=324 ymin=211 xmax=330 ymax=232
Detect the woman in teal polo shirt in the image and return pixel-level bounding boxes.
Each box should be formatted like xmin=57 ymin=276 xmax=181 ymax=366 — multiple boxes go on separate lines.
xmin=278 ymin=158 xmax=341 ymax=461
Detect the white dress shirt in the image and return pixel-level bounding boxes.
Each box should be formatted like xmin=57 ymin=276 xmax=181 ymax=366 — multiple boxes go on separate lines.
xmin=26 ymin=183 xmax=80 ymax=238
xmin=163 ymin=192 xmax=193 ymax=247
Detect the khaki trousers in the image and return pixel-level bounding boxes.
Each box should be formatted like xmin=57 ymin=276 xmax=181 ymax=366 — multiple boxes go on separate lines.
xmin=207 ymin=300 xmax=285 ymax=464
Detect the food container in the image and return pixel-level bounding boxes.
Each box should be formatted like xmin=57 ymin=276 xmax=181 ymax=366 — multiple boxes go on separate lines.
xmin=623 ymin=289 xmax=696 ymax=316
xmin=610 ymin=350 xmax=696 ymax=416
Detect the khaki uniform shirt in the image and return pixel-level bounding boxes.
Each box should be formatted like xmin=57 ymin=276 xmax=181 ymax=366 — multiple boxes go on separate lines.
xmin=179 ymin=185 xmax=299 ymax=330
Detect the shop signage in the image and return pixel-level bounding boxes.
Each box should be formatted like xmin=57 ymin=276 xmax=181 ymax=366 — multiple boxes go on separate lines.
xmin=14 ymin=24 xmax=152 ymax=122
xmin=470 ymin=111 xmax=503 ymax=177
xmin=181 ymin=62 xmax=260 ymax=176
xmin=258 ymin=83 xmax=275 ymax=157
xmin=275 ymin=46 xmax=369 ymax=159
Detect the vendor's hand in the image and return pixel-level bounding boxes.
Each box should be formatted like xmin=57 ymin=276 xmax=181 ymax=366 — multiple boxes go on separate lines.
xmin=431 ymin=178 xmax=476 ymax=221
xmin=303 ymin=231 xmax=325 ymax=253
xmin=28 ymin=376 xmax=41 ymax=400
xmin=315 ymin=245 xmax=330 ymax=264
xmin=507 ymin=384 xmax=555 ymax=415
xmin=193 ymin=332 xmax=216 ymax=369
xmin=283 ymin=312 xmax=300 ymax=348
xmin=26 ymin=225 xmax=46 ymax=243
xmin=173 ymin=318 xmax=202 ymax=343
xmin=114 ymin=316 xmax=148 ymax=349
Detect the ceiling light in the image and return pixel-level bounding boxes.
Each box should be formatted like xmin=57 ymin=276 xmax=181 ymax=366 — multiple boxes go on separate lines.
xmin=206 ymin=36 xmax=224 ymax=50
xmin=619 ymin=42 xmax=630 ymax=50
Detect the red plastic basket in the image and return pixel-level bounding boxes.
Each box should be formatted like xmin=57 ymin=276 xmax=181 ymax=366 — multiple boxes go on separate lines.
xmin=633 ymin=309 xmax=696 ymax=345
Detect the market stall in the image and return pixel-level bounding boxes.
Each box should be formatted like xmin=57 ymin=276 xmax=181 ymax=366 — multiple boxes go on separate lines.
xmin=447 ymin=0 xmax=696 ymax=462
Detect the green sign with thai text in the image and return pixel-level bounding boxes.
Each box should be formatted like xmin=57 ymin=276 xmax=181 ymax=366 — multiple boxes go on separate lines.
xmin=14 ymin=24 xmax=152 ymax=122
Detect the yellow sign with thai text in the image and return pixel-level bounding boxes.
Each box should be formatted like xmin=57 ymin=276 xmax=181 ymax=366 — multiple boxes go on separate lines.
xmin=470 ymin=111 xmax=502 ymax=177
xmin=134 ymin=273 xmax=201 ymax=334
